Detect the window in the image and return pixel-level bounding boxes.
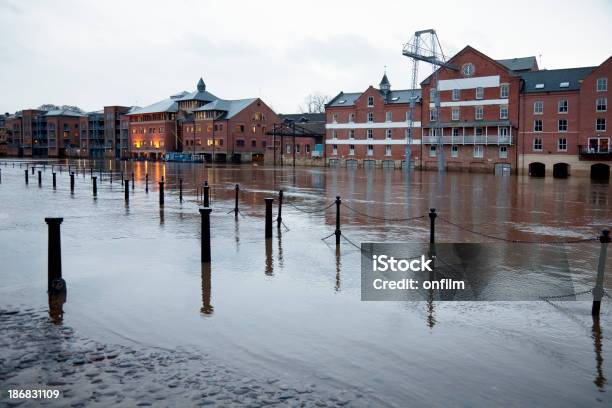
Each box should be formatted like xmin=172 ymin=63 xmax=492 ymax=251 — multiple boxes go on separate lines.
xmin=332 ymin=130 xmax=337 ymax=139
xmin=462 ymin=63 xmax=474 ymax=77
xmin=473 ymin=145 xmax=484 ymax=158
xmin=596 ymin=97 xmax=607 ymax=112
xmin=475 ymin=87 xmax=484 ymax=99
xmin=349 ymin=129 xmax=355 ymax=139
xmin=349 ymin=144 xmax=355 ymax=155
xmin=367 ymin=112 xmax=374 ymax=122
xmin=500 ymin=105 xmax=508 ymax=119
xmin=385 ymin=145 xmax=392 ymax=156
xmin=367 ymin=129 xmax=373 ymax=139
xmin=499 ymin=127 xmax=509 ymax=138
xmin=597 ymin=78 xmax=608 ymax=92
xmin=386 ymin=129 xmax=392 ymax=139
xmin=558 ymin=119 xmax=568 ymax=132
xmin=237 ymin=124 xmax=245 ymax=132
xmin=451 ymin=107 xmax=460 ymax=121
xmin=251 ymin=125 xmax=257 ymax=134
xmin=534 ymin=101 xmax=543 ymax=114
xmin=452 ymin=89 xmax=460 ymax=101
xmin=237 ymin=139 xmax=245 ymax=147
xmin=558 ymin=138 xmax=567 ymax=151
xmin=251 ymin=139 xmax=257 ymax=148
xmin=349 ymin=113 xmax=355 ymax=122
xmin=367 ymin=145 xmax=374 ymax=156
xmin=500 ymin=84 xmax=509 ymax=98
xmin=499 ymin=146 xmax=508 ymax=158
xmin=534 ymin=119 xmax=543 ymax=132
xmin=286 ymin=144 xmax=291 ymax=153
xmin=332 ymin=144 xmax=337 ymax=155
xmin=296 ymin=144 xmax=301 ymax=153
xmin=332 ymin=114 xmax=338 ymax=123
xmin=558 ymin=99 xmax=568 ymax=113
xmin=475 ymin=127 xmax=483 ymax=136
xmin=305 ymin=144 xmax=309 ymax=152
xmin=429 ymin=88 xmax=437 ymax=101
xmin=533 ymin=138 xmax=543 ymax=151
xmin=452 ymin=128 xmax=460 ymax=137
xmin=429 ymin=145 xmax=436 ymax=157
xmin=219 ymin=139 xmax=224 ymax=146
xmin=385 ymin=111 xmax=392 ymax=122
xmin=430 ymin=108 xmax=438 ymax=122
xmin=475 ymin=106 xmax=483 ymax=120
xmin=451 ymin=145 xmax=458 ymax=158
xmin=367 ymin=96 xmax=374 ymax=106
xmin=588 ymin=137 xmax=610 ymax=153
xmin=596 ymin=118 xmax=606 ymax=131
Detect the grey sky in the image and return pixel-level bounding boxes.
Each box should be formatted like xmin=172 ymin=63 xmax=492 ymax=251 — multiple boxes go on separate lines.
xmin=1 ymin=0 xmax=610 ymax=114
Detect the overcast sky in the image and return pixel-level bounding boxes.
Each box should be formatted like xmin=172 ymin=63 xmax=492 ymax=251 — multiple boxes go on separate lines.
xmin=1 ymin=0 xmax=610 ymax=114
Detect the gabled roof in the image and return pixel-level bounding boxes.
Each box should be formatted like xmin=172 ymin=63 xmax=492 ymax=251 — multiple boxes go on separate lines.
xmin=279 ymin=113 xmax=325 ymax=123
xmin=127 ymin=97 xmax=178 ymax=115
xmin=327 ymin=89 xmax=420 ymax=107
xmin=520 ymin=66 xmax=596 ymax=93
xmin=497 ymin=56 xmax=538 ymax=72
xmin=44 ymin=109 xmax=85 ymax=118
xmin=175 ymin=89 xmax=218 ymax=102
xmin=194 ymin=98 xmax=257 ymax=119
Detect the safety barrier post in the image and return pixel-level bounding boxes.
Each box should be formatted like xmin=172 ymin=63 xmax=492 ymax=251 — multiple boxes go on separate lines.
xmin=199 ymin=207 xmax=212 ymax=263
xmin=335 ymin=196 xmax=341 ymax=246
xmin=429 ymin=208 xmax=437 ymax=244
xmin=592 ymin=230 xmax=610 ymax=317
xmin=277 ymin=190 xmax=283 ymax=229
xmin=265 ymin=198 xmax=273 ymax=239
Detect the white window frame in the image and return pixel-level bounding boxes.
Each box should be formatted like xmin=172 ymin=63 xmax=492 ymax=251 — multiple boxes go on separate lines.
xmin=500 ymin=105 xmax=508 ymax=119
xmin=534 ymin=119 xmax=543 ymax=132
xmin=500 ymin=84 xmax=509 ymax=98
xmin=499 ymin=146 xmax=508 ymax=158
xmin=332 ymin=113 xmax=338 ymax=123
xmin=367 ymin=96 xmax=374 ymax=107
xmin=475 ymin=87 xmax=484 ymax=100
xmin=558 ymin=119 xmax=568 ymax=132
xmin=429 ymin=145 xmax=436 ymax=157
xmin=349 ymin=129 xmax=355 ymax=139
xmin=452 ymin=128 xmax=460 ymax=137
xmin=596 ymin=77 xmax=608 ymax=92
xmin=367 ymin=144 xmax=374 ymax=156
xmin=430 ymin=108 xmax=438 ymax=122
xmin=451 ymin=107 xmax=460 ymax=121
xmin=332 ymin=144 xmax=337 ymax=155
xmin=534 ymin=101 xmax=543 ymax=114
xmin=385 ymin=129 xmax=392 ymax=139
xmin=367 ymin=112 xmax=374 ymax=123
xmin=596 ymin=97 xmax=607 ymax=112
xmin=385 ymin=145 xmax=392 ymax=156
xmin=349 ymin=113 xmax=355 ymax=123
xmin=452 ymin=88 xmax=460 ymax=101
xmin=473 ymin=145 xmax=484 ymax=158
xmin=367 ymin=129 xmax=373 ymax=139
xmin=451 ymin=145 xmax=458 ymax=158
xmin=349 ymin=144 xmax=355 ymax=156
xmin=475 ymin=106 xmax=483 ymax=120
xmin=557 ymin=138 xmax=567 ymax=152
xmin=533 ymin=138 xmax=543 ymax=151
xmin=558 ymin=99 xmax=568 ymax=114
xmin=596 ymin=118 xmax=606 ymax=131
xmin=332 ymin=130 xmax=337 ymax=139
xmin=385 ymin=111 xmax=392 ymax=122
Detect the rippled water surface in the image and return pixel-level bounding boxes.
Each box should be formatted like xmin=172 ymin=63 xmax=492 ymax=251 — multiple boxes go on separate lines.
xmin=1 ymin=159 xmax=611 ymax=406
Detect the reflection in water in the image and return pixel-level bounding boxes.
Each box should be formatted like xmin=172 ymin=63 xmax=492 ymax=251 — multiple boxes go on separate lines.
xmin=427 ymin=243 xmax=436 ymax=329
xmin=277 ymin=230 xmax=284 ymax=269
xmin=335 ymin=246 xmax=341 ymax=292
xmin=265 ymin=239 xmax=273 ymax=276
xmin=201 ymin=263 xmax=214 ymax=315
xmin=592 ymin=317 xmax=606 ymax=391
xmin=48 ymin=292 xmax=66 ymax=325
xmin=160 ymin=208 xmax=165 ymax=225
xmin=234 ymin=217 xmax=240 ymax=246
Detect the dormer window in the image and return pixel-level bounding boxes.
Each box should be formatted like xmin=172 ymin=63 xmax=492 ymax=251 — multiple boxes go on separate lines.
xmin=559 ymin=82 xmax=569 ymax=88
xmin=367 ymin=96 xmax=374 ymax=107
xmin=535 ymin=83 xmax=545 ymax=89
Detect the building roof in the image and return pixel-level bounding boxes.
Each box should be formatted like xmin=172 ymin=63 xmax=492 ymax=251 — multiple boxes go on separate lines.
xmin=127 ymin=97 xmax=178 ymax=115
xmin=520 ymin=66 xmax=596 ymax=93
xmin=44 ymin=109 xmax=85 ymax=118
xmin=194 ymin=98 xmax=256 ymax=119
xmin=327 ymin=89 xmax=421 ymax=107
xmin=279 ymin=113 xmax=325 ymax=123
xmin=497 ymin=56 xmax=538 ymax=72
xmin=175 ymin=78 xmax=218 ymax=102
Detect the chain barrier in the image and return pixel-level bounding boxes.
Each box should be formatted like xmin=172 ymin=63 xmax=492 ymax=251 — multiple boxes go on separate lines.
xmin=287 ymin=200 xmax=335 ymax=214
xmin=342 ymin=203 xmax=426 ymax=222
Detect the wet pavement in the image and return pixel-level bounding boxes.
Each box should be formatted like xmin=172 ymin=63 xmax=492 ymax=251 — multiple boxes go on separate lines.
xmin=1 ymin=159 xmax=612 ymax=407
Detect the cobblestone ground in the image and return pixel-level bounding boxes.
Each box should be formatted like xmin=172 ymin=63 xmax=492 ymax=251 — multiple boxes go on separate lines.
xmin=0 ymin=308 xmax=372 ymax=408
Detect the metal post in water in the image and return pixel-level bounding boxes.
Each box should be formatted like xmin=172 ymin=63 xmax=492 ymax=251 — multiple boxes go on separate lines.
xmin=199 ymin=207 xmax=212 ymax=263
xmin=335 ymin=196 xmax=341 ymax=246
xmin=52 ymin=173 xmax=56 ymax=189
xmin=92 ymin=176 xmax=97 ymax=197
xmin=38 ymin=170 xmax=42 ymax=186
xmin=32 ymin=166 xmax=35 ymax=175
xmin=592 ymin=230 xmax=610 ymax=317
xmin=429 ymin=208 xmax=437 ymax=244
xmin=70 ymin=173 xmax=75 ymax=193
xmin=145 ymin=173 xmax=149 ymax=193
xmin=159 ymin=180 xmax=165 ymax=206
xmin=131 ymin=172 xmax=134 ymax=190
xmin=265 ymin=198 xmax=273 ymax=239
xmin=45 ymin=217 xmax=65 ymax=293
xmin=234 ymin=184 xmax=239 ymax=216
xmin=110 ymin=171 xmax=113 ymax=184
xmin=204 ymin=181 xmax=210 ymax=207
xmin=179 ymin=178 xmax=183 ymax=202
xmin=277 ymin=190 xmax=283 ymax=229
xmin=124 ymin=180 xmax=129 ymax=202
xmin=24 ymin=169 xmax=29 ymax=184
xmin=121 ymin=172 xmax=124 ymax=186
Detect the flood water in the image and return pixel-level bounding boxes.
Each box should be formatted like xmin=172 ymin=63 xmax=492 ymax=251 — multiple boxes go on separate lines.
xmin=1 ymin=159 xmax=612 ymax=407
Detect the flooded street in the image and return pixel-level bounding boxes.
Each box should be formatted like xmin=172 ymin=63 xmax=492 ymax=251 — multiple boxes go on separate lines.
xmin=1 ymin=159 xmax=612 ymax=407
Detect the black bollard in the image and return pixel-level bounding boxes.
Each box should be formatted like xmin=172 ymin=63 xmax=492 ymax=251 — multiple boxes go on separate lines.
xmin=277 ymin=190 xmax=283 ymax=229
xmin=32 ymin=166 xmax=35 ymax=175
xmin=124 ymin=180 xmax=129 ymax=202
xmin=203 ymin=181 xmax=210 ymax=207
xmin=429 ymin=208 xmax=437 ymax=244
xmin=145 ymin=173 xmax=149 ymax=193
xmin=110 ymin=171 xmax=113 ymax=184
xmin=265 ymin=198 xmax=273 ymax=239
xmin=70 ymin=173 xmax=75 ymax=193
xmin=234 ymin=184 xmax=239 ymax=216
xmin=52 ymin=172 xmax=56 ymax=189
xmin=592 ymin=230 xmax=610 ymax=317
xmin=92 ymin=176 xmax=97 ymax=197
xmin=159 ymin=180 xmax=165 ymax=206
xmin=179 ymin=178 xmax=183 ymax=202
xmin=334 ymin=196 xmax=341 ymax=246
xmin=25 ymin=169 xmax=29 ymax=184
xmin=38 ymin=170 xmax=42 ymax=186
xmin=199 ymin=207 xmax=212 ymax=263
xmin=131 ymin=172 xmax=134 ymax=190
xmin=45 ymin=217 xmax=65 ymax=293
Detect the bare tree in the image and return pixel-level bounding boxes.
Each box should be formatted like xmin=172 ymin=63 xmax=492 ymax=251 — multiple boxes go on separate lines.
xmin=298 ymin=93 xmax=331 ymax=114
xmin=37 ymin=104 xmax=84 ymax=113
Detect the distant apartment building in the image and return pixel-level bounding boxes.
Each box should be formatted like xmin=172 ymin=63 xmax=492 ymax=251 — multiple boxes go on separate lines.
xmin=325 ymin=46 xmax=611 ymax=179
xmin=325 ymin=73 xmax=422 ymax=168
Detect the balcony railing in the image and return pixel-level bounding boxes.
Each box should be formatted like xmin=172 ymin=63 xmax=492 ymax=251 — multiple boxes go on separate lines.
xmin=423 ymin=135 xmax=512 ymax=145
xmin=578 ymin=145 xmax=612 ymax=160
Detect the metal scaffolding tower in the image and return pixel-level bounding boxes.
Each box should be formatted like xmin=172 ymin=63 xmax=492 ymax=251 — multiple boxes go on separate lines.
xmin=402 ymin=29 xmax=457 ymax=172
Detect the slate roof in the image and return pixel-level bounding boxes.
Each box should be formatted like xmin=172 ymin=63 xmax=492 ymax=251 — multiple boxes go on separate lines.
xmin=279 ymin=113 xmax=325 ymax=123
xmin=127 ymin=97 xmax=178 ymax=115
xmin=520 ymin=66 xmax=596 ymax=93
xmin=194 ymin=98 xmax=256 ymax=119
xmin=497 ymin=56 xmax=538 ymax=72
xmin=175 ymin=89 xmax=218 ymax=102
xmin=44 ymin=109 xmax=85 ymax=117
xmin=327 ymin=89 xmax=421 ymax=107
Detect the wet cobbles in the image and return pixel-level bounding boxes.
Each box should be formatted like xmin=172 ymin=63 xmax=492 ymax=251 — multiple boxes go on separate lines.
xmin=0 ymin=308 xmax=369 ymax=407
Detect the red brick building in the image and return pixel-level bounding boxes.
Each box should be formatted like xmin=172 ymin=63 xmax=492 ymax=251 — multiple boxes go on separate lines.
xmin=325 ymin=73 xmax=422 ymax=168
xmin=264 ymin=113 xmax=326 ymax=166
